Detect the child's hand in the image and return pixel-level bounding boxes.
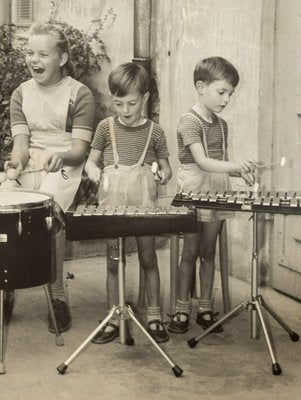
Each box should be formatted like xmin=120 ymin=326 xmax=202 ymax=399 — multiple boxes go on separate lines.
xmin=43 ymin=153 xmax=64 ymax=172
xmin=84 ymin=161 xmax=102 ymax=183
xmin=157 ymin=171 xmax=169 ymax=185
xmin=241 ymin=170 xmax=255 ymax=186
xmin=4 ymin=159 xmax=23 ymax=173
xmin=238 ymin=160 xmax=256 ymax=174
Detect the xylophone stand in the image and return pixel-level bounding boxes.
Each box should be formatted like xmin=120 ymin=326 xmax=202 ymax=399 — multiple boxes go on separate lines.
xmin=57 ymin=237 xmax=183 ymax=377
xmin=187 ymin=212 xmax=299 ymax=375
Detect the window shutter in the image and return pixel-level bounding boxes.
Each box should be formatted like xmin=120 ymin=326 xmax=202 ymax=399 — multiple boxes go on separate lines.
xmin=12 ymin=0 xmax=34 ymax=26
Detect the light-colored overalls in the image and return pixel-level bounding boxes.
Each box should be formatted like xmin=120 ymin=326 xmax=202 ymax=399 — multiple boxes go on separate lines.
xmin=177 ymin=113 xmax=233 ymax=222
xmin=98 ymin=117 xmax=158 ymax=208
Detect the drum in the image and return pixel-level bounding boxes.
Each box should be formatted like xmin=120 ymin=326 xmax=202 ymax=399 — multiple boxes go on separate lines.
xmin=0 ymin=188 xmax=54 ymax=290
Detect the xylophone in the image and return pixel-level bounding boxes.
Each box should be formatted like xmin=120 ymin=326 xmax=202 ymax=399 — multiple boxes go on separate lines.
xmin=66 ymin=204 xmax=196 ymax=240
xmin=172 ymin=190 xmax=301 ymax=215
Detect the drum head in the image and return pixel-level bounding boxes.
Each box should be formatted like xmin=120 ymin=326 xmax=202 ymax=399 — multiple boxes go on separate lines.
xmin=0 ymin=188 xmax=53 ymax=211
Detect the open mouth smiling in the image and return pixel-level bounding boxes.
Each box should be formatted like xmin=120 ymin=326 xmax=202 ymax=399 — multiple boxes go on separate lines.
xmin=32 ymin=67 xmax=45 ymax=74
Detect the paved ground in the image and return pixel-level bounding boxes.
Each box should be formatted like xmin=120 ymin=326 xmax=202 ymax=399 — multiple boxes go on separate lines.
xmin=1 ymin=246 xmax=301 ymax=400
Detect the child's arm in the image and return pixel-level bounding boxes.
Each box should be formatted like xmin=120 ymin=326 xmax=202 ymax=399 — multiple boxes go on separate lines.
xmin=84 ymin=148 xmax=103 ymax=183
xmin=157 ymin=158 xmax=172 ymax=185
xmin=189 ymin=142 xmax=254 ymax=185
xmin=44 ymin=139 xmax=90 ymax=172
xmin=5 ymin=135 xmax=30 ymax=172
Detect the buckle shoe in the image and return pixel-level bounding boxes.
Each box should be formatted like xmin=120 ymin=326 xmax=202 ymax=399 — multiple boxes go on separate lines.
xmin=168 ymin=311 xmax=189 ymax=334
xmin=147 ymin=319 xmax=169 ymax=343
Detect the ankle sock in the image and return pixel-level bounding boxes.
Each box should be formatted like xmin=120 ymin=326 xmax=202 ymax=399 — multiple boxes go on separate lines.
xmin=175 ymin=299 xmax=190 ymax=321
xmin=198 ymin=299 xmax=214 ymax=318
xmin=146 ymin=306 xmax=162 ymax=323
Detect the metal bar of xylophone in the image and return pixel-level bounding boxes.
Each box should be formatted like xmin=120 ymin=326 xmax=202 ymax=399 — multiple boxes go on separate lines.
xmin=66 ymin=204 xmax=196 ymax=240
xmin=172 ymin=190 xmax=301 ymax=215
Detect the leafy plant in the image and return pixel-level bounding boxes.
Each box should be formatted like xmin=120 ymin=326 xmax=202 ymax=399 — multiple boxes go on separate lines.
xmin=0 ymin=24 xmax=30 ymax=168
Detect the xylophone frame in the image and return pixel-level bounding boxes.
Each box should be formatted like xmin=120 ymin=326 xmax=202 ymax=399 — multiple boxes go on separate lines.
xmin=187 ymin=212 xmax=299 ymax=375
xmin=57 ymin=237 xmax=183 ymax=377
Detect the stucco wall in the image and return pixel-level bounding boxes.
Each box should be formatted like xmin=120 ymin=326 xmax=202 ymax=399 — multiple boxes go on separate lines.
xmin=151 ymin=0 xmax=269 ymax=282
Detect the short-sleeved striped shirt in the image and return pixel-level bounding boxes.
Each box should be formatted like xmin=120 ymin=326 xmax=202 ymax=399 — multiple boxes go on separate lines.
xmin=91 ymin=116 xmax=170 ymax=167
xmin=177 ymin=109 xmax=228 ymax=164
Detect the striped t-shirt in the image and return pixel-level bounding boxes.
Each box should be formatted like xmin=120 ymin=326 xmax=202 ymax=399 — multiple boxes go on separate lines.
xmin=177 ymin=109 xmax=228 ymax=164
xmin=91 ymin=116 xmax=169 ymax=167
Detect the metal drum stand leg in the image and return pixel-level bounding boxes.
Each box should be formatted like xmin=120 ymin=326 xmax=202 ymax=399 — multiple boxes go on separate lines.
xmin=187 ymin=212 xmax=299 ymax=375
xmin=0 ymin=290 xmax=5 ymax=374
xmin=0 ymin=285 xmax=63 ymax=375
xmin=57 ymin=237 xmax=183 ymax=377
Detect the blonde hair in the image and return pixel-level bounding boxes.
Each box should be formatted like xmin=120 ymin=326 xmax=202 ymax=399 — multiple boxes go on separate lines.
xmin=28 ymin=22 xmax=74 ymax=76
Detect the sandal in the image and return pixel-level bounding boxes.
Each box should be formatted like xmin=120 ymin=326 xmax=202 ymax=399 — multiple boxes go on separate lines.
xmin=196 ymin=310 xmax=223 ymax=333
xmin=168 ymin=311 xmax=189 ymax=334
xmin=92 ymin=322 xmax=119 ymax=344
xmin=147 ymin=319 xmax=169 ymax=343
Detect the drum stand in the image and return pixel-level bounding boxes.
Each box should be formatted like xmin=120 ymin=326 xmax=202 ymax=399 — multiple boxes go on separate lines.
xmin=187 ymin=212 xmax=299 ymax=375
xmin=0 ymin=284 xmax=63 ymax=374
xmin=57 ymin=237 xmax=183 ymax=377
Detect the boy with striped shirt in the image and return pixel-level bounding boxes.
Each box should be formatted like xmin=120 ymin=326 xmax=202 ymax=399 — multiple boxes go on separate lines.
xmin=168 ymin=57 xmax=255 ymax=334
xmin=85 ymin=62 xmax=172 ymax=344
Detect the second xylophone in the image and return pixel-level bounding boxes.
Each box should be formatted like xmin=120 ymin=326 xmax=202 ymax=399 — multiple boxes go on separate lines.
xmin=172 ymin=190 xmax=301 ymax=215
xmin=66 ymin=204 xmax=196 ymax=240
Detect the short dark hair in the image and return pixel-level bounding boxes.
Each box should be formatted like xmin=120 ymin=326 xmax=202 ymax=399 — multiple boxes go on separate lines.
xmin=193 ymin=56 xmax=239 ymax=87
xmin=108 ymin=62 xmax=150 ymax=96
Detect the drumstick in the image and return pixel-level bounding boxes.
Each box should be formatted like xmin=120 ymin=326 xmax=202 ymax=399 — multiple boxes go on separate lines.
xmin=19 ymin=168 xmax=46 ymax=175
xmin=255 ymin=156 xmax=286 ymax=169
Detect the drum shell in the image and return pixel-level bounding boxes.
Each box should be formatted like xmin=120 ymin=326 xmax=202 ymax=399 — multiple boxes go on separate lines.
xmin=0 ymin=207 xmax=53 ymax=290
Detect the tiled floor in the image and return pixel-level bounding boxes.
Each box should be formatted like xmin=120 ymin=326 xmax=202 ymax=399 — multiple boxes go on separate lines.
xmin=1 ymin=246 xmax=301 ymax=400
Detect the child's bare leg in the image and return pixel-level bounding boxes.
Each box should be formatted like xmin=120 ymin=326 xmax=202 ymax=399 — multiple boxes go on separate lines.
xmin=48 ymin=218 xmax=72 ymax=333
xmin=198 ymin=220 xmax=223 ymax=300
xmin=197 ymin=220 xmax=224 ymax=332
xmin=177 ymin=232 xmax=200 ymax=302
xmin=136 ymin=236 xmax=159 ymax=307
xmin=168 ymin=231 xmax=199 ymax=334
xmin=136 ymin=235 xmax=169 ymax=343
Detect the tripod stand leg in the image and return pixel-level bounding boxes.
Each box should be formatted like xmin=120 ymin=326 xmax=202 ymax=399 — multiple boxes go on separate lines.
xmin=126 ymin=307 xmax=183 ymax=377
xmin=43 ymin=285 xmax=64 ymax=346
xmin=259 ymin=295 xmax=300 ymax=341
xmin=57 ymin=306 xmax=117 ymax=375
xmin=254 ymin=299 xmax=282 ymax=375
xmin=0 ymin=290 xmax=5 ymax=374
xmin=187 ymin=300 xmax=247 ymax=348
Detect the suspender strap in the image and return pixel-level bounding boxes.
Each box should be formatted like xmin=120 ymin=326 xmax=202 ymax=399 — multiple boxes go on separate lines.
xmin=137 ymin=121 xmax=154 ymax=166
xmin=109 ymin=117 xmax=119 ymax=166
xmin=108 ymin=117 xmax=154 ymax=167
xmin=187 ymin=112 xmax=226 ymax=160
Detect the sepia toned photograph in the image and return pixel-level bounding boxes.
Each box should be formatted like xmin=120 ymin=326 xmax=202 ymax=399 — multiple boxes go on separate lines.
xmin=0 ymin=0 xmax=300 ymax=399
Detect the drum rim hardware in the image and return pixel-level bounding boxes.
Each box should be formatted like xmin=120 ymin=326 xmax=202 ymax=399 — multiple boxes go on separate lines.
xmin=0 ymin=188 xmax=53 ymax=213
